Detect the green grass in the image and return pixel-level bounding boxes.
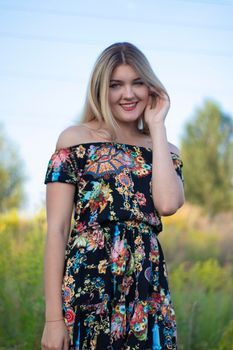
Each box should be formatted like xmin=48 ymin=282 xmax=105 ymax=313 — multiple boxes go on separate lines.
xmin=0 ymin=204 xmax=232 ymax=349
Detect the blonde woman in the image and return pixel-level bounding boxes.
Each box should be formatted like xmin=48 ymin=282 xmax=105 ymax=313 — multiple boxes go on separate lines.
xmin=41 ymin=42 xmax=185 ymax=350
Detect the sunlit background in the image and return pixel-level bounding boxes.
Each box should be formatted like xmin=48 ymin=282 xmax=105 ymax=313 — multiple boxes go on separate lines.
xmin=1 ymin=1 xmax=233 ymax=349
xmin=1 ymin=0 xmax=233 ymax=214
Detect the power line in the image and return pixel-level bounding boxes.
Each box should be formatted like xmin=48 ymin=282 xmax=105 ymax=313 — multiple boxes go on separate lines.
xmin=0 ymin=5 xmax=233 ymax=32
xmin=0 ymin=110 xmax=80 ymax=125
xmin=1 ymin=32 xmax=233 ymax=58
xmin=0 ymin=69 xmax=83 ymax=84
xmin=0 ymin=31 xmax=99 ymax=47
xmin=173 ymin=0 xmax=233 ymax=5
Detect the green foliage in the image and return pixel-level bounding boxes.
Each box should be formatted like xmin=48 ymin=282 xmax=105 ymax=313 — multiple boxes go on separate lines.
xmin=181 ymin=99 xmax=233 ymax=214
xmin=0 ymin=210 xmax=46 ymax=349
xmin=0 ymin=205 xmax=233 ymax=349
xmin=170 ymin=260 xmax=233 ymax=350
xmin=218 ymin=320 xmax=233 ymax=350
xmin=160 ymin=204 xmax=233 ymax=350
xmin=0 ymin=126 xmax=25 ymax=212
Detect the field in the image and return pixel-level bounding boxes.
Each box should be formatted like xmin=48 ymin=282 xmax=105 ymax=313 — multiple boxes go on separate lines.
xmin=0 ymin=204 xmax=232 ymax=349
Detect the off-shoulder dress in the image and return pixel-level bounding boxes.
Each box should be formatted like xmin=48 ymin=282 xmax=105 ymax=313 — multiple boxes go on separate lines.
xmin=44 ymin=141 xmax=183 ymax=350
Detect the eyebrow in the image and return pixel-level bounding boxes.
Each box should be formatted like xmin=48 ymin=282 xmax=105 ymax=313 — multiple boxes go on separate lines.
xmin=110 ymin=78 xmax=142 ymax=83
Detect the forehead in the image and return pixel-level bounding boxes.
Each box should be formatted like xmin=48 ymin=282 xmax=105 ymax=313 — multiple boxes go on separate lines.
xmin=110 ymin=64 xmax=139 ymax=79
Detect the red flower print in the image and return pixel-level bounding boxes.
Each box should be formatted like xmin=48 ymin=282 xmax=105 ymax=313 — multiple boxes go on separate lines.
xmin=135 ymin=191 xmax=146 ymax=206
xmin=76 ymin=222 xmax=87 ymax=232
xmin=52 ymin=148 xmax=70 ymax=167
xmin=130 ymin=302 xmax=148 ymax=340
xmin=65 ymin=307 xmax=76 ymax=326
xmin=111 ymin=311 xmax=126 ymax=340
xmin=148 ymin=292 xmax=162 ymax=314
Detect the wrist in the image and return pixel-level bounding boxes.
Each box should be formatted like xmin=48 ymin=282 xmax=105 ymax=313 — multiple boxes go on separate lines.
xmin=45 ymin=303 xmax=63 ymax=321
xmin=148 ymin=121 xmax=166 ymax=136
xmin=45 ymin=318 xmax=64 ymax=323
xmin=45 ymin=311 xmax=64 ymax=320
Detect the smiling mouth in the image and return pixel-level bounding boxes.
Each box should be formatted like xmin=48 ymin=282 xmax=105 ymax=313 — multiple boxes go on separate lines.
xmin=120 ymin=102 xmax=138 ymax=111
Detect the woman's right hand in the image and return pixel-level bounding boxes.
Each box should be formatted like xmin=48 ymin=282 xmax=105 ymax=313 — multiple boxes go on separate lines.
xmin=41 ymin=320 xmax=70 ymax=350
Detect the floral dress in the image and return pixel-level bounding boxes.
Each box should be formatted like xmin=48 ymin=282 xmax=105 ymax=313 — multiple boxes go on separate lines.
xmin=44 ymin=141 xmax=183 ymax=350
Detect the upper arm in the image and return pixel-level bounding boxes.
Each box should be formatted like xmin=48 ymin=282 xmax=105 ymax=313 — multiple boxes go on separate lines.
xmin=169 ymin=142 xmax=185 ymax=200
xmin=44 ymin=123 xmax=95 ymax=239
xmin=168 ymin=142 xmax=180 ymax=156
xmin=46 ymin=182 xmax=75 ymax=241
xmin=45 ymin=125 xmax=84 ymax=238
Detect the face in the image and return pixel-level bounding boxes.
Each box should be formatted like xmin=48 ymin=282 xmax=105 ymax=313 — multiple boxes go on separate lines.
xmin=108 ymin=64 xmax=149 ymax=123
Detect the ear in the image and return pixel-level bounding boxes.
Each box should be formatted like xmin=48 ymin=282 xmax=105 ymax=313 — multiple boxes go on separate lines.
xmin=148 ymin=86 xmax=159 ymax=95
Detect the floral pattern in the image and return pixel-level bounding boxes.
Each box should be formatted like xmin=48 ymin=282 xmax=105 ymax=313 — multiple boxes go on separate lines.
xmin=44 ymin=142 xmax=183 ymax=350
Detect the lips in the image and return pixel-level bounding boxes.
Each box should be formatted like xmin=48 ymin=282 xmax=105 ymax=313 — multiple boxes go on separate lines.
xmin=120 ymin=102 xmax=138 ymax=111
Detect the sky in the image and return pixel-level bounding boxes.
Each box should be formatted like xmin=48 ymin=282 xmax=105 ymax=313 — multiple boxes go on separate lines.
xmin=0 ymin=0 xmax=233 ymax=215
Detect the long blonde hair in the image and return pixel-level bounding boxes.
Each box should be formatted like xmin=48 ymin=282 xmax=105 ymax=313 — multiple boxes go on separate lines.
xmin=80 ymin=42 xmax=169 ymax=140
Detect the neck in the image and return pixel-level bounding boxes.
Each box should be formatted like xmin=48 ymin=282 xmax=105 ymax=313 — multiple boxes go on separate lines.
xmin=88 ymin=118 xmax=144 ymax=143
xmin=113 ymin=120 xmax=140 ymax=141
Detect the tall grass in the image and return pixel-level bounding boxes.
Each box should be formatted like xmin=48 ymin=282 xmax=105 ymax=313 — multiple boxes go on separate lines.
xmin=160 ymin=204 xmax=233 ymax=350
xmin=0 ymin=210 xmax=46 ymax=350
xmin=0 ymin=204 xmax=232 ymax=349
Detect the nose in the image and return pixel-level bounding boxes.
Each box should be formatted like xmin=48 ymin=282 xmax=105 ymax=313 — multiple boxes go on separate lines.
xmin=123 ymin=84 xmax=135 ymax=99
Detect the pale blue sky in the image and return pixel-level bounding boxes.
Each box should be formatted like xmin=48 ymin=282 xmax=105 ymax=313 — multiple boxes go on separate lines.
xmin=0 ymin=0 xmax=233 ymax=214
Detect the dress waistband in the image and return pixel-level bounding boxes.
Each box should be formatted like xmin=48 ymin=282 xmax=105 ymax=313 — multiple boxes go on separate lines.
xmin=75 ymin=219 xmax=162 ymax=235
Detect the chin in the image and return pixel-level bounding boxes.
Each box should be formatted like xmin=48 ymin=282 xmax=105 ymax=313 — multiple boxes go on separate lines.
xmin=116 ymin=111 xmax=142 ymax=122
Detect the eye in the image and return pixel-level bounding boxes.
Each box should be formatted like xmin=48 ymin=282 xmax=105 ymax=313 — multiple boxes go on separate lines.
xmin=109 ymin=83 xmax=121 ymax=89
xmin=134 ymin=81 xmax=144 ymax=86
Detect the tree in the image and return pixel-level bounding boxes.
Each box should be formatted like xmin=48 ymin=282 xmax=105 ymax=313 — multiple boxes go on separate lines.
xmin=181 ymin=99 xmax=233 ymax=215
xmin=0 ymin=125 xmax=25 ymax=212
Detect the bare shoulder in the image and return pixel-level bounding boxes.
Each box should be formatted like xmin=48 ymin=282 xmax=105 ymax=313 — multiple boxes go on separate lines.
xmin=168 ymin=142 xmax=180 ymax=156
xmin=55 ymin=124 xmax=93 ymax=150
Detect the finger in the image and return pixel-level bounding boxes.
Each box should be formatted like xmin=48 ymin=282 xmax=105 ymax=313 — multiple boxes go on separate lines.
xmin=160 ymin=92 xmax=170 ymax=103
xmin=40 ymin=342 xmax=46 ymax=350
xmin=63 ymin=338 xmax=70 ymax=350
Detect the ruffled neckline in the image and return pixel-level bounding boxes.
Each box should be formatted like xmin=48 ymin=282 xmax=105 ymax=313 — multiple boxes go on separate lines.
xmin=62 ymin=141 xmax=153 ymax=152
xmin=54 ymin=142 xmax=181 ymax=159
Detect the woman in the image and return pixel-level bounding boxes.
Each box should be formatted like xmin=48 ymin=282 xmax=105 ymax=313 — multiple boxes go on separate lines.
xmin=41 ymin=42 xmax=185 ymax=350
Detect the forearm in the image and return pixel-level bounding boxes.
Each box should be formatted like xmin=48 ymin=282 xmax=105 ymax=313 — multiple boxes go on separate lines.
xmin=43 ymin=230 xmax=67 ymax=320
xmin=150 ymin=122 xmax=184 ymax=215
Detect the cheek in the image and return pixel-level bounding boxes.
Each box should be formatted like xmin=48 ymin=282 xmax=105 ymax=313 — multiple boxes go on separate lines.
xmin=108 ymin=91 xmax=118 ymax=105
xmin=139 ymin=87 xmax=149 ymax=100
xmin=141 ymin=90 xmax=150 ymax=104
